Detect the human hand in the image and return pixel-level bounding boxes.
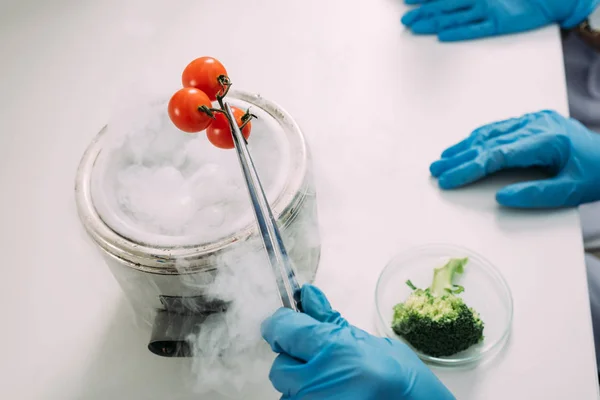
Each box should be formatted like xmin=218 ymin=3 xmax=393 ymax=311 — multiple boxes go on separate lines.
xmin=401 ymin=0 xmax=599 ymax=41
xmin=261 ymin=284 xmax=455 ymax=400
xmin=430 ymin=110 xmax=600 ymax=208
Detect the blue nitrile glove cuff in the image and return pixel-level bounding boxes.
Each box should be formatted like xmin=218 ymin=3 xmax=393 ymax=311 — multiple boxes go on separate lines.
xmin=562 ymin=0 xmax=600 ymax=28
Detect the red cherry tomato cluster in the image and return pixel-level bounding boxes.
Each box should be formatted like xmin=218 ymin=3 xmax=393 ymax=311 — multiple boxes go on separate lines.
xmin=168 ymin=56 xmax=254 ymax=149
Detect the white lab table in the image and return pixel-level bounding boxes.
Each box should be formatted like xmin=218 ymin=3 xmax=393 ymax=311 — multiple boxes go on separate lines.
xmin=0 ymin=0 xmax=598 ymax=399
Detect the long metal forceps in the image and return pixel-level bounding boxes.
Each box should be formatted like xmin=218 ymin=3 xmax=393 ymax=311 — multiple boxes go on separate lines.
xmin=224 ymin=102 xmax=301 ymax=312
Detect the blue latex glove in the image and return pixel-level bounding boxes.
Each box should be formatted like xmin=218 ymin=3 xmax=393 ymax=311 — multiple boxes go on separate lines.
xmin=261 ymin=285 xmax=455 ymax=400
xmin=401 ymin=0 xmax=599 ymax=41
xmin=430 ymin=110 xmax=600 ymax=208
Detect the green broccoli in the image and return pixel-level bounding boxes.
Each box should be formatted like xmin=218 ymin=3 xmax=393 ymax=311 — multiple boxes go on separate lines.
xmin=391 ymin=257 xmax=484 ymax=358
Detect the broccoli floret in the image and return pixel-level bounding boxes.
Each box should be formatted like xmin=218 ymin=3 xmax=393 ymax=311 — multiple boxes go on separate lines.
xmin=391 ymin=258 xmax=484 ymax=358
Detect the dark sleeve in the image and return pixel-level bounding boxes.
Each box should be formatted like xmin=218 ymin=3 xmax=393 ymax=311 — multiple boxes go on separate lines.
xmin=573 ymin=20 xmax=600 ymax=52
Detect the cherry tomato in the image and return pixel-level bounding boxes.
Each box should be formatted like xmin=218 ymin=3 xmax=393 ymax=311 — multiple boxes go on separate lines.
xmin=181 ymin=57 xmax=228 ymax=101
xmin=206 ymin=107 xmax=252 ymax=149
xmin=168 ymin=87 xmax=214 ymax=133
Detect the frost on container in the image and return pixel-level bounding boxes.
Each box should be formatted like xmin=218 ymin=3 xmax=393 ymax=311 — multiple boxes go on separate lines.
xmin=74 ymin=90 xmax=321 ymax=396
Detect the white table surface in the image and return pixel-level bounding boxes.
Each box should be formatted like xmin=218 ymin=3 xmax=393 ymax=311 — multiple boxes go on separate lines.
xmin=1 ymin=0 xmax=598 ymax=399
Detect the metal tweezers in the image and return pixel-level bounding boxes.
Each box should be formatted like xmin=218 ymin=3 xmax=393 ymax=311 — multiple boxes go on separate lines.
xmin=224 ymin=102 xmax=301 ymax=311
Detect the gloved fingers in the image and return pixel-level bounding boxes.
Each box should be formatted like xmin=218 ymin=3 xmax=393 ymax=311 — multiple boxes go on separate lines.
xmin=404 ymin=0 xmax=434 ymax=5
xmin=300 ymin=285 xmax=349 ymax=327
xmin=410 ymin=18 xmax=440 ymax=34
xmin=269 ymin=353 xmax=304 ymax=396
xmin=411 ymin=10 xmax=481 ymax=35
xmin=435 ymin=7 xmax=487 ymax=31
xmin=261 ymin=307 xmax=342 ymax=362
xmin=401 ymin=0 xmax=475 ymax=27
xmin=440 ymin=136 xmax=474 ymax=158
xmin=430 ymin=148 xmax=478 ymax=177
xmin=438 ymin=20 xmax=495 ymax=41
xmin=437 ymin=134 xmax=568 ymax=189
xmin=470 ymin=113 xmax=537 ymax=141
xmin=481 ymin=130 xmax=530 ymax=150
xmin=450 ymin=130 xmax=534 ymax=159
xmin=437 ymin=145 xmax=527 ymax=189
xmin=496 ymin=178 xmax=580 ymax=208
xmin=440 ymin=113 xmax=538 ymax=158
xmin=437 ymin=159 xmax=486 ymax=189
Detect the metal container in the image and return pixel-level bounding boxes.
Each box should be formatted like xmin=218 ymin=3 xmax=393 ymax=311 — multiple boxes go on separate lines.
xmin=75 ymin=90 xmax=321 ymax=356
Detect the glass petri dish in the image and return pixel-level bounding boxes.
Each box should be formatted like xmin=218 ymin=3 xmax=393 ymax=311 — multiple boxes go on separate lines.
xmin=375 ymin=244 xmax=513 ymax=366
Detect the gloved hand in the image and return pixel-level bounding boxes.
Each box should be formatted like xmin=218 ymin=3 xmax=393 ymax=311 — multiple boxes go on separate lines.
xmin=261 ymin=284 xmax=455 ymax=400
xmin=430 ymin=110 xmax=600 ymax=208
xmin=401 ymin=0 xmax=599 ymax=42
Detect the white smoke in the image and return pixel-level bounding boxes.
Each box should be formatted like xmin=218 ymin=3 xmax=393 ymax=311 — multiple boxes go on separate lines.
xmin=174 ymin=192 xmax=320 ymax=397
xmin=96 ymin=92 xmax=286 ymax=245
xmin=95 ymin=89 xmax=321 ymax=397
xmin=180 ymin=244 xmax=281 ymax=397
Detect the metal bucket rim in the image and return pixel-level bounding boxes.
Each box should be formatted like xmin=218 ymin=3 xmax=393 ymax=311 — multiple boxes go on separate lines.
xmin=74 ymin=90 xmax=309 ymax=274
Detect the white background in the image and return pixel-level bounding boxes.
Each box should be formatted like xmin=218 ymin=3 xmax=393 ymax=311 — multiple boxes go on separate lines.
xmin=0 ymin=0 xmax=598 ymax=399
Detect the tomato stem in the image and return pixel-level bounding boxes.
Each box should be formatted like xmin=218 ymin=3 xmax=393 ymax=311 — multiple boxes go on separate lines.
xmin=239 ymin=120 xmax=251 ymax=131
xmin=197 ymin=105 xmax=216 ymax=118
xmin=211 ymin=74 xmax=257 ymax=146
xmin=216 ymin=75 xmax=232 ymax=104
xmin=239 ymin=108 xmax=257 ymax=131
xmin=198 ymin=107 xmax=228 ymax=116
xmin=241 ymin=108 xmax=257 ymax=123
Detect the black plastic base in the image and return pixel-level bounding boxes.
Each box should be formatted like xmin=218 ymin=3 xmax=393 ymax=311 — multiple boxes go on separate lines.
xmin=148 ymin=295 xmax=229 ymax=358
xmin=148 ymin=311 xmax=206 ymax=357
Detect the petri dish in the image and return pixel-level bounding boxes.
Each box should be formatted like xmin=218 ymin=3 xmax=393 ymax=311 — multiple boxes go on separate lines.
xmin=375 ymin=243 xmax=513 ymax=366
